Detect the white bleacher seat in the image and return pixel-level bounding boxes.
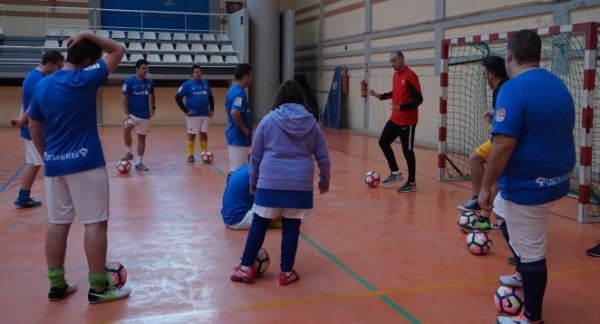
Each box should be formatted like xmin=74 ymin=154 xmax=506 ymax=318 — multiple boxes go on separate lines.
xmin=144 ymin=43 xmax=159 ymax=51
xmin=60 ymin=40 xmax=68 ymax=48
xmin=209 ymin=55 xmax=224 ymax=64
xmin=62 ymin=29 xmax=77 ymax=37
xmin=225 ymin=56 xmax=239 ymax=64
xmin=175 ymin=43 xmax=190 ymax=52
xmin=188 ymin=33 xmax=201 ymax=41
xmin=61 ymin=52 xmax=67 ymax=60
xmin=202 ymin=33 xmax=216 ymax=41
xmin=158 ymin=32 xmax=172 ymax=41
xmin=159 ymin=43 xmax=174 ymax=51
xmin=0 ymin=27 xmax=3 ymax=35
xmin=190 ymin=44 xmax=204 ymax=52
xmin=220 ymin=44 xmax=234 ymax=52
xmin=129 ymin=53 xmax=144 ymax=62
xmin=147 ymin=54 xmax=161 ymax=63
xmin=178 ymin=55 xmax=193 ymax=64
xmin=128 ymin=31 xmax=141 ymax=40
xmin=111 ymin=30 xmax=126 ymax=39
xmin=173 ymin=33 xmax=186 ymax=41
xmin=194 ymin=55 xmax=209 ymax=63
xmin=205 ymin=44 xmax=220 ymax=52
xmin=122 ymin=54 xmax=128 ymax=63
xmin=142 ymin=31 xmax=156 ymax=40
xmin=162 ymin=54 xmax=177 ymax=63
xmin=44 ymin=40 xmax=60 ymax=48
xmin=95 ymin=30 xmax=110 ymax=38
xmin=47 ymin=29 xmax=61 ymax=37
xmin=217 ymin=34 xmax=230 ymax=41
xmin=128 ymin=42 xmax=143 ymax=50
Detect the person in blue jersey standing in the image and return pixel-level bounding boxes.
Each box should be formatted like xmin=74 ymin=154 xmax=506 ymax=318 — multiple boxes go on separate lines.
xmin=28 ymin=31 xmax=130 ymax=304
xmin=121 ymin=58 xmax=156 ymax=171
xmin=479 ymin=30 xmax=576 ymax=324
xmin=224 ymin=63 xmax=253 ymax=172
xmin=230 ymin=80 xmax=330 ymax=285
xmin=175 ymin=64 xmax=214 ymax=162
xmin=10 ymin=50 xmax=64 ymax=208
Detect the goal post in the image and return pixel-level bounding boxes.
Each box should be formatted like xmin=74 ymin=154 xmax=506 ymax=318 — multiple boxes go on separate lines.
xmin=438 ymin=22 xmax=600 ymax=223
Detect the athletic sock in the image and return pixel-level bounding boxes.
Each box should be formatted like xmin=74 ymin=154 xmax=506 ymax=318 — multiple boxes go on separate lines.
xmin=186 ymin=140 xmax=194 ymax=156
xmin=48 ymin=267 xmax=66 ymax=289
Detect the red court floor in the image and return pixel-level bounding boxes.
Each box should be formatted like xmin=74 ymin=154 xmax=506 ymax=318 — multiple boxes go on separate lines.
xmin=1 ymin=125 xmax=599 ymax=323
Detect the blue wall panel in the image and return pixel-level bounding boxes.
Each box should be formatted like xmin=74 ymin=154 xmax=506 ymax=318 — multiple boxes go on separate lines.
xmin=101 ymin=0 xmax=210 ymax=32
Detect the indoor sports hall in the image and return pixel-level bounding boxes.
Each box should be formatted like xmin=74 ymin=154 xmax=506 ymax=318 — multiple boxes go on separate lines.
xmin=1 ymin=1 xmax=599 ymax=323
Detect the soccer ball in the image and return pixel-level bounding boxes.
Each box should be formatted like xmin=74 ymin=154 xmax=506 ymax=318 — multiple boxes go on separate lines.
xmin=253 ymin=248 xmax=270 ymax=275
xmin=201 ymin=151 xmax=214 ymax=163
xmin=116 ymin=159 xmax=131 ymax=174
xmin=466 ymin=230 xmax=492 ymax=255
xmin=364 ymin=171 xmax=381 ymax=188
xmin=457 ymin=211 xmax=477 ymax=233
xmin=106 ymin=261 xmax=127 ymax=288
xmin=494 ymin=285 xmax=524 ymax=315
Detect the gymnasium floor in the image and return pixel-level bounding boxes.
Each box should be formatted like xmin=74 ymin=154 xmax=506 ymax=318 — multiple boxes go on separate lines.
xmin=1 ymin=125 xmax=599 ymax=323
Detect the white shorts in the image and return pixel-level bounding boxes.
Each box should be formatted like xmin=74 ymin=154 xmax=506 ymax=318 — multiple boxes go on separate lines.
xmin=226 ymin=209 xmax=254 ymax=230
xmin=228 ymin=145 xmax=250 ymax=171
xmin=494 ymin=195 xmax=551 ymax=263
xmin=125 ymin=114 xmax=150 ymax=135
xmin=186 ymin=116 xmax=210 ymax=134
xmin=45 ymin=167 xmax=110 ymax=224
xmin=25 ymin=139 xmax=43 ymax=166
xmin=251 ymin=203 xmax=311 ymax=220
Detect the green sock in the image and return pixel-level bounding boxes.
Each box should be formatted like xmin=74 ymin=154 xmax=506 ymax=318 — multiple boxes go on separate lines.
xmin=88 ymin=272 xmax=108 ymax=293
xmin=48 ymin=267 xmax=66 ymax=289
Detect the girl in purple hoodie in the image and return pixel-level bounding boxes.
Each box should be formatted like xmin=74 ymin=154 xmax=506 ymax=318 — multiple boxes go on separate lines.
xmin=230 ymin=80 xmax=331 ymax=285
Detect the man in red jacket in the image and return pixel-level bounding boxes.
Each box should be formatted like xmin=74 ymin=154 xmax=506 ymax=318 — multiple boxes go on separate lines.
xmin=369 ymin=51 xmax=423 ymax=193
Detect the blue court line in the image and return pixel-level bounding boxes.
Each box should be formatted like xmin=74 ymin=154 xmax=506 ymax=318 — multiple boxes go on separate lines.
xmin=0 ymin=163 xmax=26 ymax=194
xmin=212 ymin=163 xmax=419 ymax=322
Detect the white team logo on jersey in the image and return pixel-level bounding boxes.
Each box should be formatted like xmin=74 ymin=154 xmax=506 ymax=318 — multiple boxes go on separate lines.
xmin=84 ymin=63 xmax=101 ymax=71
xmin=234 ymin=97 xmax=243 ymax=106
xmin=495 ymin=107 xmax=506 ymax=122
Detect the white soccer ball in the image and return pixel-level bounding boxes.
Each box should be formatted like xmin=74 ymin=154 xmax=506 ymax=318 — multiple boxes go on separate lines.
xmin=364 ymin=171 xmax=381 ymax=188
xmin=201 ymin=151 xmax=214 ymax=163
xmin=116 ymin=159 xmax=131 ymax=174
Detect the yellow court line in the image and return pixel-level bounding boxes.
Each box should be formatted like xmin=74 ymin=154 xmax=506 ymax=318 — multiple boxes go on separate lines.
xmin=118 ymin=266 xmax=600 ymax=323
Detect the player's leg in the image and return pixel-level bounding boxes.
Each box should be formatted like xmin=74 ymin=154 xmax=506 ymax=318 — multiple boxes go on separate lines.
xmin=133 ymin=118 xmax=150 ymax=171
xmin=459 ymin=140 xmax=491 ymax=211
xmin=122 ymin=118 xmax=134 ymax=160
xmin=498 ymin=200 xmax=549 ymax=323
xmin=44 ymin=175 xmax=77 ymax=301
xmin=228 ymin=145 xmax=250 ymax=172
xmin=279 ymin=208 xmax=308 ymax=286
xmin=396 ymin=124 xmax=417 ymax=193
xmin=185 ymin=116 xmax=199 ymax=162
xmin=199 ymin=116 xmax=209 ymax=152
xmin=15 ymin=140 xmax=44 ymax=208
xmin=378 ymin=120 xmax=403 ymax=184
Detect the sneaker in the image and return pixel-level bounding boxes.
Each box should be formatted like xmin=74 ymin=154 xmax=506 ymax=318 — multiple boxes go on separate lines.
xmin=497 ymin=313 xmax=544 ymax=324
xmin=458 ymin=196 xmax=481 ymax=212
xmin=382 ymin=173 xmax=403 ymax=184
xmin=88 ymin=286 xmax=131 ymax=304
xmin=460 ymin=217 xmax=492 ymax=233
xmin=14 ymin=197 xmax=42 ymax=209
xmin=499 ymin=272 xmax=522 ymax=287
xmin=507 ymin=256 xmax=518 ymax=265
xmin=279 ymin=270 xmax=300 ymax=286
xmin=396 ymin=182 xmax=417 ymax=193
xmin=230 ymin=265 xmax=256 ymax=283
xmin=135 ymin=163 xmax=149 ymax=171
xmin=122 ymin=152 xmax=133 ymax=160
xmin=586 ymin=242 xmax=600 ymax=257
xmin=48 ymin=282 xmax=77 ymax=301
xmin=187 ymin=155 xmax=195 ymax=163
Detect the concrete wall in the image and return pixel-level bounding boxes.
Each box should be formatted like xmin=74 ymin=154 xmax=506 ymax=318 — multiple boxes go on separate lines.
xmin=290 ymin=0 xmax=600 ymax=147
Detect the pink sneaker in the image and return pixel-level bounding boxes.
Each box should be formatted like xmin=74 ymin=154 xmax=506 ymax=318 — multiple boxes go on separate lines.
xmin=230 ymin=265 xmax=256 ymax=283
xmin=279 ymin=270 xmax=300 ymax=286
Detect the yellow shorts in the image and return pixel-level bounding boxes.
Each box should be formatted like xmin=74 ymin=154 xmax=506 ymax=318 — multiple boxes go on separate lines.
xmin=475 ymin=140 xmax=492 ymax=161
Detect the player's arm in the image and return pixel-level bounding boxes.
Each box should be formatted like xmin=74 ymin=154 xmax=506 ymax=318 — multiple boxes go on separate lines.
xmin=398 ymin=81 xmax=423 ymax=111
xmin=368 ymin=89 xmax=392 ymax=100
xmin=67 ymin=31 xmax=125 ymax=73
xmin=29 ymin=118 xmax=45 ymax=157
xmin=174 ymin=94 xmax=190 ymax=115
xmin=249 ymin=123 xmax=265 ymax=194
xmin=479 ymin=134 xmax=517 ymax=207
xmin=11 ymin=106 xmax=29 ymax=128
xmin=231 ymin=109 xmax=249 ymax=137
xmin=150 ymin=92 xmax=156 ymax=117
xmin=314 ymin=126 xmax=331 ymax=194
xmin=208 ymin=92 xmax=215 ymax=117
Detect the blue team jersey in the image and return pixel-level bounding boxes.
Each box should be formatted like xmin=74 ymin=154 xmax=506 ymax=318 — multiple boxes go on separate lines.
xmin=493 ymin=68 xmax=575 ymax=205
xmin=221 ymin=164 xmax=254 ymax=225
xmin=122 ymin=76 xmax=154 ymax=119
xmin=20 ymin=69 xmax=46 ymax=140
xmin=176 ymin=79 xmax=212 ymax=116
xmin=29 ymin=60 xmax=109 ymax=177
xmin=224 ymin=83 xmax=252 ymax=146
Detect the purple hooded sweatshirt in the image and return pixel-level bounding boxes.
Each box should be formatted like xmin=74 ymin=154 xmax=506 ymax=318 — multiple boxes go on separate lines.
xmin=249 ymin=103 xmax=330 ymax=193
